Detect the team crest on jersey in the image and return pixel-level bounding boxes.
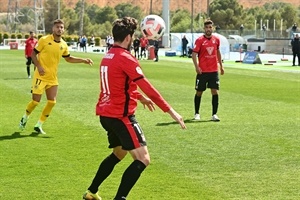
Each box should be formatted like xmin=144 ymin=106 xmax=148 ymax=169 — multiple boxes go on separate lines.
xmin=206 ymin=47 xmax=214 ymax=55
xmin=136 ymin=66 xmax=143 ymax=75
xmin=60 ymin=46 xmax=63 ymax=50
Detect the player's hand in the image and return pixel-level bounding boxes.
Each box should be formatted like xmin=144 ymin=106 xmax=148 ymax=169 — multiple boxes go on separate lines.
xmin=220 ymin=67 xmax=224 ymax=75
xmin=196 ymin=67 xmax=202 ymax=74
xmin=167 ymin=108 xmax=186 ymax=129
xmin=84 ymin=58 xmax=93 ymax=66
xmin=139 ymin=96 xmax=155 ymax=112
xmin=37 ymin=66 xmax=45 ymax=76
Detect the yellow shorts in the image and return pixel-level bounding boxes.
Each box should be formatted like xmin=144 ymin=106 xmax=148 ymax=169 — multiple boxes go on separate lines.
xmin=31 ymin=78 xmax=57 ymax=94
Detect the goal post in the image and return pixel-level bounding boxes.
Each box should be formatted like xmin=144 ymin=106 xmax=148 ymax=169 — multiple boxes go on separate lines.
xmin=3 ymin=39 xmax=27 ymax=47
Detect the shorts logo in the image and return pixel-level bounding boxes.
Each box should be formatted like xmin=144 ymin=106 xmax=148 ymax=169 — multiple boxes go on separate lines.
xmin=206 ymin=47 xmax=214 ymax=55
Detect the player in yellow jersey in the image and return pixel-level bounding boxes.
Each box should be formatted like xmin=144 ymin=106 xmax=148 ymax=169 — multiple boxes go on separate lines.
xmin=19 ymin=19 xmax=93 ymax=134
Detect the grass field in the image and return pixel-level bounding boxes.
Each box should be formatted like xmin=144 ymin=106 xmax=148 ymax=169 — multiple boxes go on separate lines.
xmin=0 ymin=50 xmax=299 ymax=200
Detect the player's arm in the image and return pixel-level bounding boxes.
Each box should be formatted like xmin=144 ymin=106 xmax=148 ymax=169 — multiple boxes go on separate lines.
xmin=135 ymin=78 xmax=186 ymax=129
xmin=64 ymin=56 xmax=93 ymax=66
xmin=217 ymin=49 xmax=224 ymax=75
xmin=192 ymin=52 xmax=201 ymax=74
xmin=31 ymin=49 xmax=45 ymax=76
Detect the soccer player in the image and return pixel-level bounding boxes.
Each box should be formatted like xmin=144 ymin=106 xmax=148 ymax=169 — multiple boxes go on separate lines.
xmin=139 ymin=35 xmax=148 ymax=59
xmin=19 ymin=19 xmax=93 ymax=134
xmin=82 ymin=17 xmax=186 ymax=200
xmin=24 ymin=31 xmax=38 ymax=78
xmin=192 ymin=19 xmax=224 ymax=121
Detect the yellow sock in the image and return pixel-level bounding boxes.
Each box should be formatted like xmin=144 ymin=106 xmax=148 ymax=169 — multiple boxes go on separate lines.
xmin=25 ymin=100 xmax=39 ymax=116
xmin=39 ymin=100 xmax=56 ymax=122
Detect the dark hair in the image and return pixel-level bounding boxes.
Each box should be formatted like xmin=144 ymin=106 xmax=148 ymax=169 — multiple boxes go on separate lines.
xmin=29 ymin=31 xmax=33 ymax=34
xmin=112 ymin=17 xmax=137 ymax=42
xmin=204 ymin=19 xmax=213 ymax=26
xmin=53 ymin=19 xmax=64 ymax=25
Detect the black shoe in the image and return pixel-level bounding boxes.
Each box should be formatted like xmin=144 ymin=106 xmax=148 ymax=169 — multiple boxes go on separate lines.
xmin=292 ymin=64 xmax=296 ymax=66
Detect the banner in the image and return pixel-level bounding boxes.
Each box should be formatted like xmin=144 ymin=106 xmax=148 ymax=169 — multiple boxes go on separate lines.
xmin=242 ymin=51 xmax=262 ymax=64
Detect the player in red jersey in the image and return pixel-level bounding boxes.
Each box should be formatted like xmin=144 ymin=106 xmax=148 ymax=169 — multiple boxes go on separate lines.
xmin=83 ymin=17 xmax=186 ymax=200
xmin=139 ymin=36 xmax=148 ymax=59
xmin=24 ymin=31 xmax=38 ymax=78
xmin=192 ymin=19 xmax=224 ymax=122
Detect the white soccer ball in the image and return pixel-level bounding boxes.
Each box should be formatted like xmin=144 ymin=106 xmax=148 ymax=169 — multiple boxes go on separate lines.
xmin=140 ymin=15 xmax=166 ymax=40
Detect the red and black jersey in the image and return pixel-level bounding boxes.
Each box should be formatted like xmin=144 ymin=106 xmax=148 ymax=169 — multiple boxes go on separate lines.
xmin=193 ymin=35 xmax=220 ymax=73
xmin=25 ymin=37 xmax=38 ymax=57
xmin=96 ymin=45 xmax=170 ymax=118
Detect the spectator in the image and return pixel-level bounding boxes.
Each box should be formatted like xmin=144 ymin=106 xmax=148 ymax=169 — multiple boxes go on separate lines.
xmin=89 ymin=34 xmax=95 ymax=47
xmin=291 ymin=34 xmax=300 ymax=66
xmin=216 ymin=25 xmax=221 ymax=33
xmin=262 ymin=24 xmax=267 ymax=38
xmin=133 ymin=35 xmax=140 ymax=59
xmin=292 ymin=23 xmax=297 ymax=33
xmin=80 ymin=35 xmax=87 ymax=52
xmin=239 ymin=24 xmax=244 ymax=36
xmin=180 ymin=35 xmax=188 ymax=57
xmin=153 ymin=39 xmax=159 ymax=62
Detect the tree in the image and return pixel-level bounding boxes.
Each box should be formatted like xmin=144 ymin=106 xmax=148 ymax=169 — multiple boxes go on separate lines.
xmin=209 ymin=0 xmax=244 ymax=30
xmin=95 ymin=6 xmax=118 ymax=24
xmin=170 ymin=9 xmax=191 ymax=32
xmin=115 ymin=3 xmax=143 ymax=21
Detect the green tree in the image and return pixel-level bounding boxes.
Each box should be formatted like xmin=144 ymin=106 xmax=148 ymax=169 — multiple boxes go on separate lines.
xmin=114 ymin=3 xmax=143 ymax=21
xmin=209 ymin=0 xmax=244 ymax=29
xmin=95 ymin=6 xmax=118 ymax=24
xmin=170 ymin=9 xmax=191 ymax=32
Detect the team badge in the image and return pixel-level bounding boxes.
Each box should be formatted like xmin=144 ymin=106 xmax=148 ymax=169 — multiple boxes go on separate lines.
xmin=206 ymin=47 xmax=214 ymax=55
xmin=136 ymin=66 xmax=143 ymax=75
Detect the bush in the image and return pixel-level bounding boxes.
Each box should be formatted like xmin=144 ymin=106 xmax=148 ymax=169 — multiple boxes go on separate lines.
xmin=11 ymin=33 xmax=16 ymax=39
xmin=3 ymin=33 xmax=9 ymax=39
xmin=24 ymin=34 xmax=29 ymax=39
xmin=17 ymin=33 xmax=22 ymax=39
xmin=95 ymin=37 xmax=101 ymax=46
xmin=37 ymin=34 xmax=43 ymax=39
xmin=0 ymin=33 xmax=2 ymax=44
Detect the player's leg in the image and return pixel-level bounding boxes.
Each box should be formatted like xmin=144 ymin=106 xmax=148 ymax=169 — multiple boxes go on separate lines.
xmin=297 ymin=52 xmax=300 ymax=66
xmin=292 ymin=52 xmax=296 ymax=66
xmin=83 ymin=116 xmax=128 ymax=200
xmin=113 ymin=116 xmax=149 ymax=200
xmin=26 ymin=58 xmax=31 ymax=78
xmin=194 ymin=74 xmax=206 ymax=120
xmin=19 ymin=77 xmax=46 ymax=130
xmin=34 ymin=85 xmax=58 ymax=134
xmin=208 ymin=72 xmax=220 ymax=121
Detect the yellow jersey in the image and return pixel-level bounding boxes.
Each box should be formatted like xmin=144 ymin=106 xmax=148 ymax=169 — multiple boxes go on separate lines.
xmin=34 ymin=34 xmax=70 ymax=84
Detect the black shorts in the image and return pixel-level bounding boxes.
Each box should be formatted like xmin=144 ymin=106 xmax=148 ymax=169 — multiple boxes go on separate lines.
xmin=195 ymin=72 xmax=219 ymax=91
xmin=26 ymin=57 xmax=33 ymax=65
xmin=100 ymin=115 xmax=147 ymax=151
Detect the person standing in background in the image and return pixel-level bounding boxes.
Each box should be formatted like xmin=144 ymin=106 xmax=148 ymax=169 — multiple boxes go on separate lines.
xmin=291 ymin=33 xmax=300 ymax=66
xmin=192 ymin=19 xmax=224 ymax=122
xmin=139 ymin=36 xmax=148 ymax=60
xmin=24 ymin=31 xmax=38 ymax=78
xmin=133 ymin=35 xmax=140 ymax=59
xmin=180 ymin=35 xmax=188 ymax=57
xmin=153 ymin=39 xmax=159 ymax=62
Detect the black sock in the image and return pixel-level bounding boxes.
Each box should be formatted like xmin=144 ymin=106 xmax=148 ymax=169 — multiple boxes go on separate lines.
xmin=26 ymin=66 xmax=30 ymax=76
xmin=212 ymin=94 xmax=219 ymax=115
xmin=88 ymin=153 xmax=120 ymax=193
xmin=194 ymin=95 xmax=201 ymax=114
xmin=114 ymin=160 xmax=146 ymax=200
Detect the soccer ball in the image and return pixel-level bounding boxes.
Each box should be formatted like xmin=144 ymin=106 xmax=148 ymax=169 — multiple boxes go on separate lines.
xmin=140 ymin=15 xmax=166 ymax=40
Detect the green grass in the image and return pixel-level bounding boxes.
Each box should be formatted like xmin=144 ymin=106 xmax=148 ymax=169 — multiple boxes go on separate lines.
xmin=0 ymin=50 xmax=299 ymax=199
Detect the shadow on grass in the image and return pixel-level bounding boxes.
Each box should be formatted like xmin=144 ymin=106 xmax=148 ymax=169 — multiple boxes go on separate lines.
xmin=0 ymin=132 xmax=52 ymax=141
xmin=156 ymin=119 xmax=215 ymax=126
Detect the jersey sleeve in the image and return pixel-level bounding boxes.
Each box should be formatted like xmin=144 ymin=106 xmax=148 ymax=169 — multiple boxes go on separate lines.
xmin=62 ymin=42 xmax=70 ymax=57
xmin=193 ymin=38 xmax=201 ymax=53
xmin=34 ymin=37 xmax=45 ymax=53
xmin=135 ymin=78 xmax=171 ymax=112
